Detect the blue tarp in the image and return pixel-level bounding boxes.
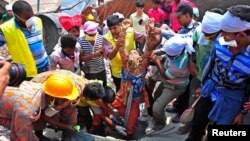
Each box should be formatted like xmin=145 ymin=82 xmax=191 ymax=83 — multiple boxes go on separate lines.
xmin=60 ymin=0 xmax=95 ymax=16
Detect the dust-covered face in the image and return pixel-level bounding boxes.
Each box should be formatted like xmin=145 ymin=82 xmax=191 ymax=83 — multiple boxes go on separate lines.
xmin=128 ymin=50 xmax=140 ymax=68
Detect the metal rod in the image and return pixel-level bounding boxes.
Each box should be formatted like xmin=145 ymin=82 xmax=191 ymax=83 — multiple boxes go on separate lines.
xmin=37 ymin=0 xmax=40 ymax=13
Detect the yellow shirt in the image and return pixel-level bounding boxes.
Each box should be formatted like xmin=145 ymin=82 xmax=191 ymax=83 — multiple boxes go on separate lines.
xmin=104 ymin=27 xmax=136 ymax=78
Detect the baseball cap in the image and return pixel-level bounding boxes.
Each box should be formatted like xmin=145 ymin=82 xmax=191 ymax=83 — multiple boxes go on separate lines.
xmin=173 ymin=3 xmax=193 ymax=16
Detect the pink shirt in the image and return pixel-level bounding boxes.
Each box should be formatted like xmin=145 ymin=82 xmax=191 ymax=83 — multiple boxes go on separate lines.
xmin=49 ymin=45 xmax=81 ymax=75
xmin=171 ymin=0 xmax=196 ymax=32
xmin=147 ymin=8 xmax=166 ymax=24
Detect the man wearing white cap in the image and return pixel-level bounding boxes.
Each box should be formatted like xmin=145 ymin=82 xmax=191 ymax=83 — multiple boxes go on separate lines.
xmin=1 ymin=4 xmax=14 ymax=23
xmin=78 ymin=21 xmax=107 ymax=87
xmin=186 ymin=5 xmax=250 ymax=141
xmin=146 ymin=34 xmax=194 ymax=134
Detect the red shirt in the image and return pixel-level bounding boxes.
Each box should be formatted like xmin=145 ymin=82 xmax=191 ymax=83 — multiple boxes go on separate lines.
xmin=147 ymin=8 xmax=166 ymax=24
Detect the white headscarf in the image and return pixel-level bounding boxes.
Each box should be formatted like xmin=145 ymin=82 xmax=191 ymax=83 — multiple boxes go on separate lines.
xmin=162 ymin=35 xmax=195 ymax=56
xmin=113 ymin=12 xmax=124 ymax=20
xmin=221 ymin=11 xmax=250 ymax=33
xmin=5 ymin=5 xmax=12 ymax=11
xmin=201 ymin=11 xmax=223 ymax=34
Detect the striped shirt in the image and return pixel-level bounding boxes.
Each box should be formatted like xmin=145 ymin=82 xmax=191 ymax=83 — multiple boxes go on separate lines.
xmin=163 ymin=51 xmax=189 ymax=87
xmin=210 ymin=41 xmax=250 ymax=89
xmin=0 ymin=19 xmax=48 ymax=70
xmin=78 ymin=34 xmax=105 ymax=73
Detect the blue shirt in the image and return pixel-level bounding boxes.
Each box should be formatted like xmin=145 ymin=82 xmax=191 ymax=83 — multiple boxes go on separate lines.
xmin=210 ymin=41 xmax=250 ymax=89
xmin=0 ymin=19 xmax=48 ymax=70
xmin=201 ymin=41 xmax=250 ymax=124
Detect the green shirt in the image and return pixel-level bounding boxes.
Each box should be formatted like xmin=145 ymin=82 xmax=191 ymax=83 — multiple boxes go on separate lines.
xmin=1 ymin=13 xmax=14 ymax=23
xmin=192 ymin=26 xmax=214 ymax=81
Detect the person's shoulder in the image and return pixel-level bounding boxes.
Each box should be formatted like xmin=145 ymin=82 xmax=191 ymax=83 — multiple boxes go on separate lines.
xmin=2 ymin=14 xmax=7 ymax=18
xmin=130 ymin=12 xmax=136 ymax=17
xmin=143 ymin=13 xmax=149 ymax=19
xmin=148 ymin=8 xmax=153 ymax=13
xmin=194 ymin=25 xmax=202 ymax=34
xmin=50 ymin=49 xmax=61 ymax=57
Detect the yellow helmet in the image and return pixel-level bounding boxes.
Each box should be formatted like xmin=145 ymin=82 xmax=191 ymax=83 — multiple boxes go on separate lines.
xmin=42 ymin=74 xmax=79 ymax=100
xmin=86 ymin=14 xmax=95 ymax=21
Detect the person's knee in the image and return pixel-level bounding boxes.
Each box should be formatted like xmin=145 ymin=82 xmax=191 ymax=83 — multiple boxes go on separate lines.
xmin=153 ymin=102 xmax=164 ymax=118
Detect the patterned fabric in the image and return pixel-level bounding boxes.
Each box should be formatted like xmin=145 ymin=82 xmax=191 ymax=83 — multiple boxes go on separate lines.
xmin=163 ymin=51 xmax=189 ymax=87
xmin=78 ymin=34 xmax=105 ymax=73
xmin=201 ymin=41 xmax=250 ymax=124
xmin=115 ymin=46 xmax=151 ymax=107
xmin=121 ymin=69 xmax=146 ymax=99
xmin=210 ymin=42 xmax=250 ymax=89
xmin=0 ymin=81 xmax=44 ymax=141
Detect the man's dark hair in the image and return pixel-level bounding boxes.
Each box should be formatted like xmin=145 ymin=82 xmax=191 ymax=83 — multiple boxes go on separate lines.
xmin=83 ymin=82 xmax=105 ymax=100
xmin=12 ymin=0 xmax=33 ymax=15
xmin=228 ymin=5 xmax=250 ymax=22
xmin=210 ymin=8 xmax=224 ymax=15
xmin=177 ymin=3 xmax=193 ymax=17
xmin=245 ymin=30 xmax=250 ymax=36
xmin=152 ymin=0 xmax=161 ymax=4
xmin=102 ymin=86 xmax=116 ymax=103
xmin=60 ymin=34 xmax=77 ymax=49
xmin=136 ymin=1 xmax=145 ymax=8
xmin=107 ymin=15 xmax=122 ymax=27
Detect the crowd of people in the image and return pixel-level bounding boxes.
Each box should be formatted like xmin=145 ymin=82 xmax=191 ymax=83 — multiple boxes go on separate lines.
xmin=0 ymin=0 xmax=250 ymax=141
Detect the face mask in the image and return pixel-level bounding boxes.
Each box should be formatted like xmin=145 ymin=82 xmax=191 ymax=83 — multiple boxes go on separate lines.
xmin=85 ymin=34 xmax=96 ymax=41
xmin=25 ymin=16 xmax=36 ymax=30
xmin=219 ymin=37 xmax=238 ymax=47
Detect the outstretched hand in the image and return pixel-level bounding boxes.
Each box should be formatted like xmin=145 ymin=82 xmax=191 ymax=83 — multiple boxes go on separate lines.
xmin=146 ymin=30 xmax=161 ymax=50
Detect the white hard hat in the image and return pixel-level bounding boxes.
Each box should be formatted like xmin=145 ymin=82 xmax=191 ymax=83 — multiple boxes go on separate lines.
xmin=5 ymin=5 xmax=12 ymax=11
